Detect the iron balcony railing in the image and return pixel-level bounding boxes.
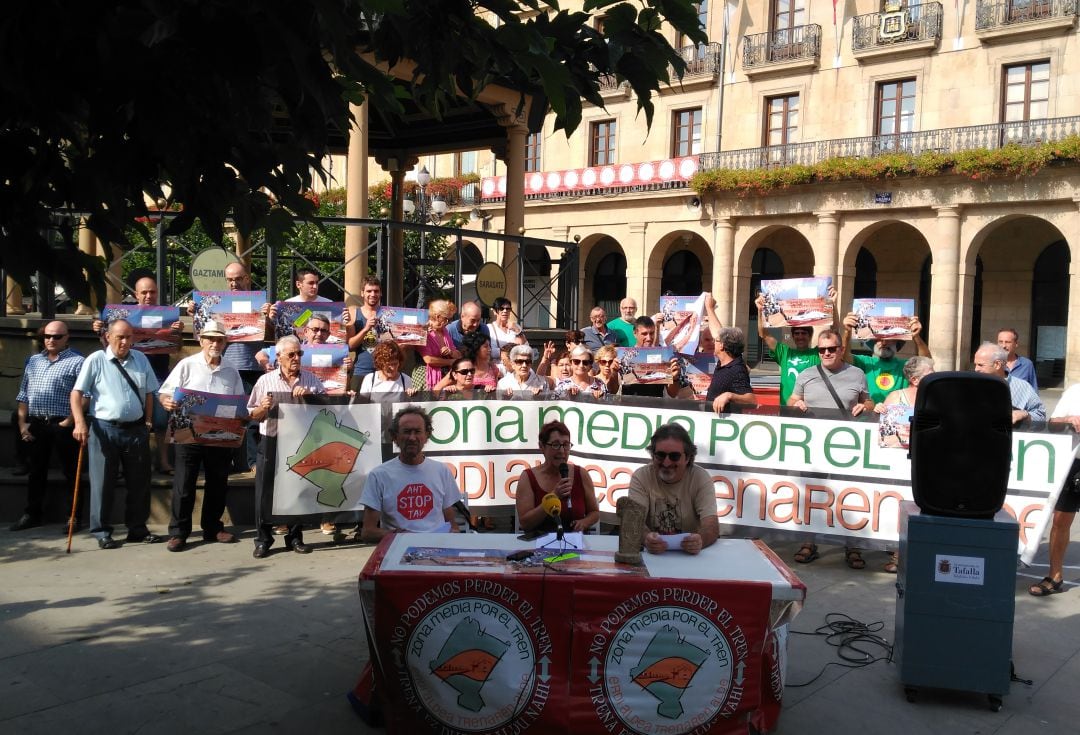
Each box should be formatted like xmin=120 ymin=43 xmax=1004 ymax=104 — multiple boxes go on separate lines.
xmin=743 ymin=24 xmax=821 ymax=69
xmin=699 ymin=114 xmax=1080 ymax=171
xmin=975 ymin=0 xmax=1079 ymax=29
xmin=673 ymin=41 xmax=723 ymax=78
xmin=852 ymin=2 xmax=943 ymax=51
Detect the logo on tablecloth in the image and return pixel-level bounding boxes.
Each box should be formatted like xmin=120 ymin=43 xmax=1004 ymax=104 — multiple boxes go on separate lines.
xmin=630 ymin=625 xmax=709 ymax=718
xmin=406 ymin=592 xmax=550 ymax=732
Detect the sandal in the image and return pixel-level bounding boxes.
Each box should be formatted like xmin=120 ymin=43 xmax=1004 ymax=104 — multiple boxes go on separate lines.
xmin=844 ymin=548 xmax=866 ymax=570
xmin=1029 ymin=577 xmax=1063 ymax=597
xmin=794 ymin=543 xmax=819 ymax=564
xmin=884 ymin=552 xmax=898 ymax=574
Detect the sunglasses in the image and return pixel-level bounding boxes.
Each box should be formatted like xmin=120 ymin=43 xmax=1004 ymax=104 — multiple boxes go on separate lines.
xmin=280 ymin=351 xmax=304 ymax=359
xmin=572 ymin=359 xmax=593 ymax=366
xmin=456 ymin=368 xmax=476 ymax=375
xmin=513 ymin=359 xmax=531 ymax=365
xmin=543 ymin=442 xmax=572 ymax=451
xmin=308 ymin=326 xmax=330 ymax=333
xmin=43 ymin=333 xmax=67 ymax=339
xmin=597 ymin=358 xmax=613 ymax=366
xmin=653 ymin=450 xmax=683 ymax=462
xmin=497 ymin=306 xmax=512 ymax=312
xmin=817 ymin=346 xmax=839 ymax=354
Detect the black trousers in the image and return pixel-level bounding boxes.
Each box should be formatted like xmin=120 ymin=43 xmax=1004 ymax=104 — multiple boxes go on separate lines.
xmin=169 ymin=443 xmax=232 ymax=539
xmin=254 ymin=436 xmax=303 ymax=546
xmin=24 ymin=418 xmax=79 ymax=519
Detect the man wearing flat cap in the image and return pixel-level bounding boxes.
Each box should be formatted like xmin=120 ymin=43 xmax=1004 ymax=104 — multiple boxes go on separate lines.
xmin=158 ymin=320 xmax=245 ymax=551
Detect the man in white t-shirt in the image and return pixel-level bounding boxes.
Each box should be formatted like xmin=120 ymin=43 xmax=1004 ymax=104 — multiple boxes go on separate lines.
xmin=360 ymin=406 xmax=462 ymax=540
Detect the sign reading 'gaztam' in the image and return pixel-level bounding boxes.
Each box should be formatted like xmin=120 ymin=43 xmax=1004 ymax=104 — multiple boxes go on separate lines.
xmin=189 ymin=247 xmax=240 ymax=291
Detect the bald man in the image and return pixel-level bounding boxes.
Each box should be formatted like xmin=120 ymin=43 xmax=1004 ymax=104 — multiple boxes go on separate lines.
xmin=447 ymin=301 xmax=491 ymax=350
xmin=10 ymin=321 xmax=85 ymax=532
xmin=606 ymin=298 xmax=637 ymax=347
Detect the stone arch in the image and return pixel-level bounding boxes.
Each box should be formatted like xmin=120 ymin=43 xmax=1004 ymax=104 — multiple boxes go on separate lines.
xmin=580 ymin=234 xmax=627 ymax=324
xmin=843 ymin=219 xmax=934 ymax=335
xmin=644 ymin=230 xmax=712 ymax=308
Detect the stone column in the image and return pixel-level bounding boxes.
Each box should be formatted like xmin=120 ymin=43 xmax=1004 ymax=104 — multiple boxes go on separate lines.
xmin=931 ymin=205 xmax=962 ymax=370
xmin=104 ymin=241 xmax=124 ymax=304
xmin=1064 ymin=196 xmax=1080 ymax=386
xmin=502 ymin=123 xmax=528 ymax=312
xmin=343 ymin=101 xmax=369 ymax=306
xmin=814 ymin=210 xmax=840 ymax=295
xmin=626 ymin=222 xmax=649 ymax=308
xmin=74 ymin=218 xmax=98 ymax=315
xmin=712 ymin=217 xmax=735 ymax=324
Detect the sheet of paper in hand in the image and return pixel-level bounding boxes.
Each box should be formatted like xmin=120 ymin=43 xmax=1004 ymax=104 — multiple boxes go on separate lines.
xmin=852 ymin=298 xmax=914 ymax=341
xmin=193 ymin=291 xmax=267 ymax=342
xmin=759 ymin=277 xmax=833 ymax=328
xmin=878 ymin=404 xmax=914 ymax=449
xmin=657 ymin=293 xmax=706 ymax=356
xmin=168 ymin=388 xmax=248 ymax=447
xmin=617 ymin=346 xmax=675 ymax=385
xmin=101 ymin=305 xmax=181 ymax=354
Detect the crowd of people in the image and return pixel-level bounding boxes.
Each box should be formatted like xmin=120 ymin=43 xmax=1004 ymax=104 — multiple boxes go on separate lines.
xmin=7 ymin=270 xmax=1070 ymax=584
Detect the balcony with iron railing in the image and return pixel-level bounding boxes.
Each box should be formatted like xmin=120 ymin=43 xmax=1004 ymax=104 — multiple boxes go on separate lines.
xmin=699 ymin=115 xmax=1080 ymax=172
xmin=975 ymin=0 xmax=1078 ymax=41
xmin=742 ymin=24 xmax=821 ymax=76
xmin=852 ymin=2 xmax=943 ymax=60
xmin=595 ymin=42 xmax=723 ymax=99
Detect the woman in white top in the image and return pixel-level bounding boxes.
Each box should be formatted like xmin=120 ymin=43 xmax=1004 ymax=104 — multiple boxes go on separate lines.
xmin=358 ymin=341 xmax=413 ymax=403
xmin=553 ymin=345 xmax=609 ymax=398
xmin=487 ymin=297 xmax=520 ymax=353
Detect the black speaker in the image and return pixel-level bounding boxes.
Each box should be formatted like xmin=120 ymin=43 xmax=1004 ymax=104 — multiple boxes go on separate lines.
xmin=909 ymin=371 xmax=1012 ymax=518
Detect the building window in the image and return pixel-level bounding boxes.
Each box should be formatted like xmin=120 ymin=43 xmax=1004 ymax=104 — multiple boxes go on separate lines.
xmin=672 ymin=108 xmax=703 ymax=157
xmin=590 ymin=120 xmax=617 ymax=166
xmin=1002 ymin=61 xmax=1049 ymax=123
xmin=525 ymin=133 xmax=542 ymax=173
xmin=772 ymin=0 xmax=807 ymax=31
xmin=764 ymin=94 xmax=798 ymax=164
xmin=875 ymin=79 xmax=916 ymax=149
xmin=454 ymin=151 xmax=478 ymax=177
xmin=678 ymin=1 xmax=709 ymax=49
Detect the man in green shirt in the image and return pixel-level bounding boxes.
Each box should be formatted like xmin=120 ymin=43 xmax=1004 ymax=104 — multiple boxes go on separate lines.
xmin=841 ymin=314 xmax=932 ymax=404
xmin=606 ymin=297 xmax=638 ymax=347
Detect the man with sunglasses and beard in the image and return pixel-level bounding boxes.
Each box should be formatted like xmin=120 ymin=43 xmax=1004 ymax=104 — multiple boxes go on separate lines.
xmin=626 ymin=424 xmax=718 ymax=556
xmin=842 ymin=313 xmax=931 ymax=404
xmin=755 ymin=287 xmax=839 ymax=405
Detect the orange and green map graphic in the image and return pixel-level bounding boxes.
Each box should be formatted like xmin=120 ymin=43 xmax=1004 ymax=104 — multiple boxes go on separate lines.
xmin=429 ymin=617 xmax=508 ymax=712
xmin=286 ymin=409 xmax=370 ymax=508
xmin=631 ymin=625 xmax=708 ymax=719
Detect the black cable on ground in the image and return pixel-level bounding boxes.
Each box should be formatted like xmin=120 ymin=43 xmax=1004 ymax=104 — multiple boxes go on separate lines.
xmin=785 ymin=612 xmax=895 ymax=688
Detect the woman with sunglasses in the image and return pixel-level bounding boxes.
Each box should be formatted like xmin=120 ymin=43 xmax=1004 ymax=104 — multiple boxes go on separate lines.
xmin=436 ymin=356 xmax=485 ymax=397
xmin=553 ymin=346 xmax=608 ymax=399
xmin=455 ymin=329 xmax=499 ymax=391
xmin=594 ymin=344 xmax=620 ymax=395
xmin=516 ymin=420 xmax=600 ymax=533
xmin=487 ymin=297 xmax=521 ymax=352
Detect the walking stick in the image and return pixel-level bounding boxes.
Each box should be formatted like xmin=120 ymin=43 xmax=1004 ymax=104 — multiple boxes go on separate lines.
xmin=66 ymin=442 xmax=85 ymax=554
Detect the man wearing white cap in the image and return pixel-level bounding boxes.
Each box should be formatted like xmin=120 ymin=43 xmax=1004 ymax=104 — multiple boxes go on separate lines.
xmin=158 ymin=320 xmax=245 ymax=551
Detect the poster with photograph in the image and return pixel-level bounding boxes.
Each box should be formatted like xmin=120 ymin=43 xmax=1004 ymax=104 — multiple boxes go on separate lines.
xmin=193 ymin=290 xmax=267 ymax=342
xmin=375 ymin=306 xmax=429 ymax=347
xmin=878 ymin=404 xmax=914 ymax=449
xmin=759 ymin=277 xmax=833 ymax=328
xmin=656 ymin=293 xmax=706 ymax=356
xmin=851 ymin=298 xmax=914 ymax=341
xmin=272 ymin=301 xmax=348 ymax=343
xmin=617 ymin=346 xmax=674 ymax=385
xmin=168 ymin=388 xmax=248 ymax=448
xmin=101 ymin=305 xmax=181 ymax=354
xmin=681 ymin=354 xmax=718 ymax=400
xmin=302 ymin=344 xmax=351 ymax=395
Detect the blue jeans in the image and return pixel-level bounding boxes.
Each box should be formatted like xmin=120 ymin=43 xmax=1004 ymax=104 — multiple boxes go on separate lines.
xmin=88 ymin=420 xmax=151 ymax=540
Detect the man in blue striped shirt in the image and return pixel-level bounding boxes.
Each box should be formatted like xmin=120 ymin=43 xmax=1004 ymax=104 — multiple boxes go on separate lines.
xmin=10 ymin=321 xmax=84 ymax=532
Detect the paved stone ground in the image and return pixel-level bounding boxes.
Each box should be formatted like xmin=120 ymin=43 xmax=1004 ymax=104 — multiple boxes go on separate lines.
xmin=2 ymin=521 xmax=1080 ymax=734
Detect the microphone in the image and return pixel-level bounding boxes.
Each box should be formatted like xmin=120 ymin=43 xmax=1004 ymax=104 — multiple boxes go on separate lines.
xmin=559 ymin=463 xmax=572 ymax=510
xmin=541 ymin=493 xmax=565 ymax=538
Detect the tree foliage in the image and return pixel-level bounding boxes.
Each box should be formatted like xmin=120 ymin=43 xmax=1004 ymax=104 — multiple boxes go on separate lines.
xmin=0 ymin=1 xmax=703 ymax=305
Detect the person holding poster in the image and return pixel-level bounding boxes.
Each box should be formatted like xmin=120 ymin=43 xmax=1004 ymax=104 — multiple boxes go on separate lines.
xmin=360 ymin=406 xmax=462 ymax=541
xmin=626 ymin=423 xmax=718 ymax=555
xmin=842 ymin=312 xmax=931 ymax=404
xmin=95 ymin=277 xmax=181 ymax=474
xmin=614 ymin=317 xmax=683 ymax=398
xmin=247 ymin=336 xmax=326 ymax=559
xmin=418 ymin=299 xmax=460 ymax=391
xmin=704 ymin=327 xmax=756 ymax=414
xmin=157 ymin=320 xmax=244 ymax=552
xmin=515 ymin=420 xmax=600 ymax=533
xmin=755 ymin=286 xmax=838 ymax=405
xmin=344 ymin=276 xmax=384 ymax=383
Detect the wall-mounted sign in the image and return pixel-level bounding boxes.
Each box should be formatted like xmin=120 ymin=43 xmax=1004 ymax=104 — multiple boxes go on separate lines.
xmin=190 ymin=247 xmax=241 ymax=291
xmin=874 ymin=192 xmax=893 ymax=204
xmin=475 ymin=262 xmax=507 ymax=306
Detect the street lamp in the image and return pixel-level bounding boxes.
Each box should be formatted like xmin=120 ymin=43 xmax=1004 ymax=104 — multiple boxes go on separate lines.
xmin=403 ymin=165 xmax=448 ymax=308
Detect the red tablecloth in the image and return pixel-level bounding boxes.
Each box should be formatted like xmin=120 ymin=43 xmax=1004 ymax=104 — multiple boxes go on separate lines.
xmin=359 ymin=535 xmax=804 ymax=734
